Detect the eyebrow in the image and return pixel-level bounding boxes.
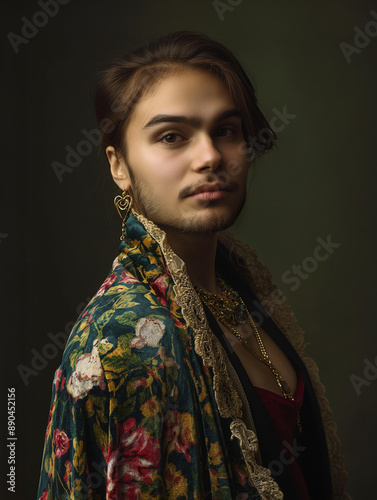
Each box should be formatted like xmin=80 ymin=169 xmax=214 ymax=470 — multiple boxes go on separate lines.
xmin=142 ymin=108 xmax=243 ymax=130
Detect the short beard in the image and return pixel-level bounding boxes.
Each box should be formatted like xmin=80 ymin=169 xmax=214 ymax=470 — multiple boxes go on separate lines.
xmin=127 ymin=163 xmax=245 ymax=235
xmin=159 ymin=209 xmax=244 ymax=235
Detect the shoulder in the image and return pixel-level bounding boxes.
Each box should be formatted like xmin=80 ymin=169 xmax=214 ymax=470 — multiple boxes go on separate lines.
xmin=59 ymin=256 xmax=182 ymax=392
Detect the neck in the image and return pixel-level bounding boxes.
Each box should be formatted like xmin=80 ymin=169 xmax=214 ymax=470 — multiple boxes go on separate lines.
xmin=162 ymin=228 xmax=219 ymax=294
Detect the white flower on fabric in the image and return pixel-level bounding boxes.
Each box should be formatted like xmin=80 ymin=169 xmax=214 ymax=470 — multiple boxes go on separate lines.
xmin=111 ymin=256 xmax=121 ymax=271
xmin=67 ymin=339 xmax=106 ymax=400
xmin=130 ymin=317 xmax=165 ymax=349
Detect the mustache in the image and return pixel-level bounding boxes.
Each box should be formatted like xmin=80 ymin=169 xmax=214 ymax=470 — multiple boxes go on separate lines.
xmin=179 ymin=175 xmax=238 ymax=199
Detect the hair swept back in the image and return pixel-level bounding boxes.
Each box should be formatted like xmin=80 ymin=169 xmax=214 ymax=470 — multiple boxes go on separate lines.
xmin=94 ymin=30 xmax=276 ymax=159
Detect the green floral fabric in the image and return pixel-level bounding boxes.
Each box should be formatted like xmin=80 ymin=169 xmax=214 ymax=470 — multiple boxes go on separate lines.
xmin=37 ymin=214 xmax=261 ymax=499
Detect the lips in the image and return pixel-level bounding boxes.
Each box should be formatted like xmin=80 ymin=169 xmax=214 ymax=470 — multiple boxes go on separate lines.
xmin=186 ymin=182 xmax=233 ymax=201
xmin=188 ymin=183 xmax=230 ymax=197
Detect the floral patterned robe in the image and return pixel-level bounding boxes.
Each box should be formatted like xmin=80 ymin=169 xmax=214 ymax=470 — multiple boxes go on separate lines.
xmin=37 ymin=213 xmax=349 ymax=499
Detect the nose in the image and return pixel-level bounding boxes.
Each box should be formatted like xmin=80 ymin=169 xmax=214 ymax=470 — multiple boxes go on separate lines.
xmin=191 ymin=132 xmax=222 ymax=172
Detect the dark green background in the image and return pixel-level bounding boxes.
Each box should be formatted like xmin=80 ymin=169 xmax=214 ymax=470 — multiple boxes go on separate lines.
xmin=1 ymin=1 xmax=376 ymax=498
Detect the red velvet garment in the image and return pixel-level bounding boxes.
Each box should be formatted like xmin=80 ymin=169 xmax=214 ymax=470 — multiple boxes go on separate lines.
xmin=255 ymin=373 xmax=310 ymax=499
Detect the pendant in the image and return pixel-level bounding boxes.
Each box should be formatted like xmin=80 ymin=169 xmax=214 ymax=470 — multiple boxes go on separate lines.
xmin=277 ymin=378 xmax=294 ymax=400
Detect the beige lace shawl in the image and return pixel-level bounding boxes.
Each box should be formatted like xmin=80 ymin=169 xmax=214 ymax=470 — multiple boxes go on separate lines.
xmin=133 ymin=212 xmax=350 ymax=500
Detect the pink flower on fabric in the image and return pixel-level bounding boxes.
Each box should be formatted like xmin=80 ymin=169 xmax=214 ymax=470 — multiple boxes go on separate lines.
xmin=54 ymin=429 xmax=71 ymax=458
xmin=130 ymin=377 xmax=149 ymax=389
xmin=106 ymin=417 xmax=160 ymax=498
xmin=44 ymin=403 xmax=54 ymax=441
xmin=39 ymin=490 xmax=48 ymax=500
xmin=111 ymin=257 xmax=122 ymax=271
xmin=235 ymin=464 xmax=248 ymax=486
xmin=150 ymin=274 xmax=169 ymax=305
xmin=165 ymin=409 xmax=195 ymax=462
xmin=67 ymin=339 xmax=106 ymax=400
xmin=130 ymin=317 xmax=165 ymax=349
xmin=96 ymin=273 xmax=117 ymax=296
xmin=119 ymin=269 xmax=139 ymax=285
xmin=53 ymin=367 xmax=66 ymax=391
xmin=63 ymin=460 xmax=72 ymax=483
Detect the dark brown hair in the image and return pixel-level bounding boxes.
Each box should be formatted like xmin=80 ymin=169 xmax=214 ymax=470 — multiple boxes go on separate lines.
xmin=94 ymin=30 xmax=276 ymax=160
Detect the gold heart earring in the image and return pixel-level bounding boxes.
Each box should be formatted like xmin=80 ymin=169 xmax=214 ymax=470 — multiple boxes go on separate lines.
xmin=114 ymin=191 xmax=133 ymax=241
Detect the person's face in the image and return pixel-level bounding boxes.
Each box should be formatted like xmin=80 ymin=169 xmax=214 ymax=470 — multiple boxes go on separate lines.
xmin=106 ymin=67 xmax=250 ymax=234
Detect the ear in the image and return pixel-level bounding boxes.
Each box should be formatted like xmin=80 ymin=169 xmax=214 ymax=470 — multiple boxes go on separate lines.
xmin=105 ymin=146 xmax=131 ymax=191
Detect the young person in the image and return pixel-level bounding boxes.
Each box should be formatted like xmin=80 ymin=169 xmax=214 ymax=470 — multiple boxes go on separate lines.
xmin=38 ymin=31 xmax=350 ymax=499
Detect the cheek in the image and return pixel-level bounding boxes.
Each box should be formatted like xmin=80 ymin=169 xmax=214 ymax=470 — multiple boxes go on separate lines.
xmin=223 ymin=157 xmax=249 ymax=179
xmin=222 ymin=143 xmax=250 ymax=176
xmin=139 ymin=149 xmax=186 ymax=185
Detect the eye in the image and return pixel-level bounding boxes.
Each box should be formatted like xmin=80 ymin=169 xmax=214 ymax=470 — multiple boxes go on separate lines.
xmin=159 ymin=133 xmax=185 ymax=144
xmin=215 ymin=127 xmax=234 ymax=138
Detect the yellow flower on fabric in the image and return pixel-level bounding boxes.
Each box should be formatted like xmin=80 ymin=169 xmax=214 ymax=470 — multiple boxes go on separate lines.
xmin=198 ymin=375 xmax=209 ymax=402
xmin=209 ymin=467 xmax=219 ymax=490
xmin=165 ymin=410 xmax=195 ymax=461
xmin=73 ymin=478 xmax=83 ymax=493
xmin=73 ymin=439 xmax=86 ymax=475
xmin=109 ymin=396 xmax=118 ymax=416
xmin=107 ymin=379 xmax=116 ymax=393
xmin=141 ymin=235 xmax=154 ymax=249
xmin=141 ymin=396 xmax=161 ymax=418
xmin=165 ymin=463 xmax=188 ymax=495
xmin=208 ymin=441 xmax=223 ymax=466
xmin=85 ymin=399 xmax=94 ymax=418
xmin=209 ymin=442 xmax=229 ymax=484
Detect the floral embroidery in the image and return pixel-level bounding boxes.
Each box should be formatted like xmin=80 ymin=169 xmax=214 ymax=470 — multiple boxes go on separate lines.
xmin=165 ymin=409 xmax=195 ymax=462
xmin=53 ymin=367 xmax=65 ymax=391
xmin=54 ymin=429 xmax=71 ymax=458
xmin=37 ymin=214 xmax=348 ymax=499
xmin=129 ymin=317 xmax=165 ymax=348
xmin=119 ymin=269 xmax=139 ymax=285
xmin=141 ymin=396 xmax=161 ymax=419
xmin=165 ymin=463 xmax=188 ymax=495
xmin=150 ymin=273 xmax=169 ymax=305
xmin=106 ymin=418 xmax=160 ymax=497
xmin=96 ymin=272 xmax=117 ymax=296
xmin=67 ymin=339 xmax=106 ymax=400
xmin=38 ymin=490 xmax=48 ymax=500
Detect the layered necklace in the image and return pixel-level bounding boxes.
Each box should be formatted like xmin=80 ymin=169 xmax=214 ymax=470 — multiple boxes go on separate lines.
xmin=195 ymin=276 xmax=295 ymax=401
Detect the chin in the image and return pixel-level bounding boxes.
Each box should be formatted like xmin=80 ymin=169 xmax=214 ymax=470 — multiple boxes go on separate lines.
xmin=172 ymin=207 xmax=243 ymax=235
xmin=138 ymin=196 xmax=246 ymax=235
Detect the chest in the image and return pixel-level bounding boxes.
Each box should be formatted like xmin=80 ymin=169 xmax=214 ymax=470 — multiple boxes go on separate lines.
xmin=219 ymin=320 xmax=298 ymax=398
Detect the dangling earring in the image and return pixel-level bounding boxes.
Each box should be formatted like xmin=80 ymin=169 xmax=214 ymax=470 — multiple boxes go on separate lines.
xmin=114 ymin=190 xmax=133 ymax=241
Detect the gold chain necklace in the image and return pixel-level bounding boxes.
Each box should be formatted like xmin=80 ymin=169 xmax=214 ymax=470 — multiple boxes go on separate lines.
xmin=195 ymin=277 xmax=295 ymax=401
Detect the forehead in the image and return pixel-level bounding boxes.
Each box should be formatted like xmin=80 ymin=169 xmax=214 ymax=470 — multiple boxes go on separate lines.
xmin=128 ymin=68 xmax=237 ymax=129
